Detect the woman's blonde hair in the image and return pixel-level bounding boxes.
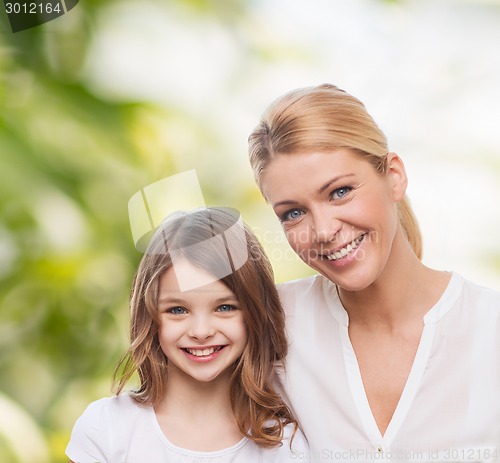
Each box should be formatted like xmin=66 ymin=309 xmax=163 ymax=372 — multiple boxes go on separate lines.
xmin=114 ymin=207 xmax=297 ymax=448
xmin=248 ymin=83 xmax=422 ymax=259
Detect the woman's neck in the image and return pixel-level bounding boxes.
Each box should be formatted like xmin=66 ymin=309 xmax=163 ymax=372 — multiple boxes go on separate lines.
xmin=338 ymin=232 xmax=450 ymax=332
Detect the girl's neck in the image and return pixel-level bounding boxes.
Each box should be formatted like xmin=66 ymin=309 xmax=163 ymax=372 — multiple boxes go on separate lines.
xmin=159 ymin=367 xmax=232 ymax=413
xmin=154 ymin=367 xmax=244 ymax=451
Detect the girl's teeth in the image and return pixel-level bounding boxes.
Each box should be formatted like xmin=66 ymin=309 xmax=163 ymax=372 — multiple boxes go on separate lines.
xmin=187 ymin=347 xmax=218 ymax=356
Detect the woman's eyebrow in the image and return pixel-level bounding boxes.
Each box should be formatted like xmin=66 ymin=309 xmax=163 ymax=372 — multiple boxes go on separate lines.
xmin=317 ymin=173 xmax=355 ymax=195
xmin=273 ymin=173 xmax=355 ymax=208
xmin=273 ymin=199 xmax=300 ymax=208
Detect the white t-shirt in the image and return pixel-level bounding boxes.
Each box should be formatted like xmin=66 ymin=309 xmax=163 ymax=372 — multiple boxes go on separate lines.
xmin=66 ymin=393 xmax=309 ymax=463
xmin=277 ymin=272 xmax=500 ymax=463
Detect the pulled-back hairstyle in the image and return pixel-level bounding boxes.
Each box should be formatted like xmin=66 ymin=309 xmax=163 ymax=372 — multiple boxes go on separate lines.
xmin=248 ymin=83 xmax=422 ymax=258
xmin=114 ymin=207 xmax=297 ymax=448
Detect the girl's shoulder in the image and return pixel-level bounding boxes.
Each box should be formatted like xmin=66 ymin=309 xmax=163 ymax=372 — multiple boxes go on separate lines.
xmin=265 ymin=422 xmax=309 ymax=461
xmin=66 ymin=393 xmax=154 ymax=463
xmin=282 ymin=422 xmax=308 ymax=447
xmin=75 ymin=393 xmax=150 ymax=427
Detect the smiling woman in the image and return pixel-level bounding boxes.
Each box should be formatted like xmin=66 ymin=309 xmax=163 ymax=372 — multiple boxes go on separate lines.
xmin=248 ymin=83 xmax=500 ymax=460
xmin=260 ymin=149 xmax=407 ymax=292
xmin=65 ymin=207 xmax=309 ymax=462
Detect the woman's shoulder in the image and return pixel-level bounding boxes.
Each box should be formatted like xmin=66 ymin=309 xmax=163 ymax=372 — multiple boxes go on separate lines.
xmin=277 ymin=274 xmax=336 ymax=316
xmin=432 ymin=272 xmax=500 ymax=327
xmin=277 ymin=274 xmax=328 ymax=301
xmin=458 ymin=273 xmax=500 ymax=313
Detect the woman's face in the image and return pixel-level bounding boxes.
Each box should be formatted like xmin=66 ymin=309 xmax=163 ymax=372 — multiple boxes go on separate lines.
xmin=260 ymin=149 xmax=407 ymax=291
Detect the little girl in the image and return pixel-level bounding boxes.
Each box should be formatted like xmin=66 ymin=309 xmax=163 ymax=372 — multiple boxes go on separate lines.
xmin=66 ymin=207 xmax=308 ymax=462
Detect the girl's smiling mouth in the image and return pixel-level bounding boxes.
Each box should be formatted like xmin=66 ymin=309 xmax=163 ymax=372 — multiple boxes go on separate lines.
xmin=181 ymin=345 xmax=227 ymax=360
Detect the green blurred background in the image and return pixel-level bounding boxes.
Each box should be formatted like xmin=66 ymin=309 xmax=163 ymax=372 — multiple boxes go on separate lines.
xmin=1 ymin=0 xmax=500 ymax=461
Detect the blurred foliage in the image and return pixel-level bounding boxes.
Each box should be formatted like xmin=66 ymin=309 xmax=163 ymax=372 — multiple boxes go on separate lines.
xmin=0 ymin=1 xmax=260 ymax=462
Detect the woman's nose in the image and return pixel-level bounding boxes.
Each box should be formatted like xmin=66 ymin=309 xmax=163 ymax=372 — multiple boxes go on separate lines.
xmin=311 ymin=210 xmax=341 ymax=244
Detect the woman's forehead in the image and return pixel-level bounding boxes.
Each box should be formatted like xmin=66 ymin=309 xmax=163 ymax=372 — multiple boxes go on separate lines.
xmin=261 ymin=150 xmax=371 ymax=198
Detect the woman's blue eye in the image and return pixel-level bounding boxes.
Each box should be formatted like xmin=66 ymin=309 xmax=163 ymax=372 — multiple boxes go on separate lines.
xmin=168 ymin=307 xmax=187 ymax=315
xmin=217 ymin=304 xmax=237 ymax=312
xmin=331 ymin=187 xmax=351 ymax=200
xmin=282 ymin=209 xmax=303 ymax=222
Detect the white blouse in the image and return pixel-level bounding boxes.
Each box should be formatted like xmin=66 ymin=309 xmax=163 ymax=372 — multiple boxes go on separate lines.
xmin=277 ymin=272 xmax=500 ymax=463
xmin=66 ymin=393 xmax=309 ymax=462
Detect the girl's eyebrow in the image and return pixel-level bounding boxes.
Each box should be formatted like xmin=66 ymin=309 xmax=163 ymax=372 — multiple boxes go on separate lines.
xmin=158 ymin=296 xmax=185 ymax=304
xmin=158 ymin=294 xmax=238 ymax=304
xmin=213 ymin=296 xmax=239 ymax=304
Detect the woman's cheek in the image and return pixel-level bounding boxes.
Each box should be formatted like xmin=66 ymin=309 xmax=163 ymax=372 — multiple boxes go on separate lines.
xmin=285 ymin=224 xmax=312 ymax=253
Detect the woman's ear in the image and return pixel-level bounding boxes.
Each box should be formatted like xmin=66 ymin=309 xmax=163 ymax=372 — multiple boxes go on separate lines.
xmin=387 ymin=152 xmax=408 ymax=201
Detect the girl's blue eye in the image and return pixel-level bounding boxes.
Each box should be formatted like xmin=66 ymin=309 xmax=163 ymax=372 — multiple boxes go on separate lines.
xmin=217 ymin=304 xmax=237 ymax=312
xmin=331 ymin=187 xmax=352 ymax=200
xmin=281 ymin=209 xmax=304 ymax=222
xmin=168 ymin=307 xmax=187 ymax=315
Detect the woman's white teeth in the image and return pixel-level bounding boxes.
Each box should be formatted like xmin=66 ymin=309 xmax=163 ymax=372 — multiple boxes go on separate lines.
xmin=186 ymin=347 xmax=220 ymax=357
xmin=327 ymin=235 xmax=364 ymax=261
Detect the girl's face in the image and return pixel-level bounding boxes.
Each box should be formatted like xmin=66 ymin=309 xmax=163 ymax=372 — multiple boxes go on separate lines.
xmin=157 ymin=258 xmax=247 ymax=384
xmin=260 ymin=149 xmax=407 ymax=291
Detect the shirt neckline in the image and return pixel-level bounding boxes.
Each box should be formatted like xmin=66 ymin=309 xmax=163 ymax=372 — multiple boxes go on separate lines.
xmin=148 ymin=406 xmax=249 ymax=457
xmin=322 ymin=271 xmax=463 ymax=327
xmin=322 ymin=272 xmax=464 ymax=448
xmin=423 ymin=271 xmax=463 ymax=324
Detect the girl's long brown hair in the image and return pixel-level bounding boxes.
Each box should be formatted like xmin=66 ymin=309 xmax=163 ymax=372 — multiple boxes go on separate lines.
xmin=114 ymin=207 xmax=297 ymax=447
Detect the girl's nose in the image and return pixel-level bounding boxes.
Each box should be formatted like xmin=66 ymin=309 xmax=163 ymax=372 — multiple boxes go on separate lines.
xmin=187 ymin=315 xmax=216 ymax=340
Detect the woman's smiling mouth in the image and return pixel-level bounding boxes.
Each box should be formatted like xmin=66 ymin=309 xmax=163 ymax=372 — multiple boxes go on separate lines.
xmin=325 ymin=234 xmax=366 ymax=261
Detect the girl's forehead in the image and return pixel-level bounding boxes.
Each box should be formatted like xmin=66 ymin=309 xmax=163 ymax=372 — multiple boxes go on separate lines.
xmin=158 ymin=262 xmax=236 ymax=298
